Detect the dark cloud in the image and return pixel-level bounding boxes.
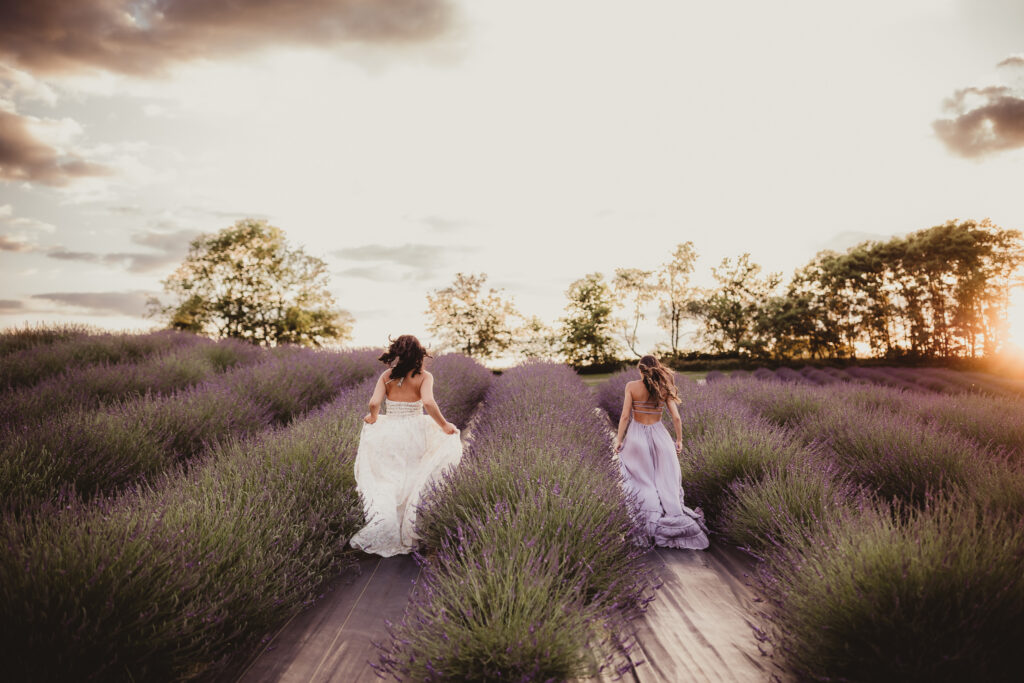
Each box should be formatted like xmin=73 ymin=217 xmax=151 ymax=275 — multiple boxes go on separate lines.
xmin=0 ymin=0 xmax=453 ymax=76
xmin=45 ymin=228 xmax=200 ymax=273
xmin=998 ymin=55 xmax=1024 ymax=68
xmin=933 ymin=85 xmax=1024 ymax=158
xmin=0 ymin=299 xmax=24 ymax=313
xmin=0 ymin=109 xmax=112 ymax=185
xmin=31 ymin=290 xmax=155 ymax=317
xmin=0 ymin=234 xmax=35 ymax=251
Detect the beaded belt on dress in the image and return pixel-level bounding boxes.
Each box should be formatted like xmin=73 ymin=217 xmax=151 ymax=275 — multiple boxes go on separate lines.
xmin=385 ymin=400 xmax=423 ymax=418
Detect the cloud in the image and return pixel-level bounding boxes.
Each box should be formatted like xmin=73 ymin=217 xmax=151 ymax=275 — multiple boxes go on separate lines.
xmin=335 ymin=243 xmax=450 ymax=268
xmin=0 ymin=109 xmax=112 ymax=185
xmin=0 ymin=64 xmax=57 ymax=105
xmin=0 ymin=234 xmax=35 ymax=252
xmin=337 ymin=266 xmax=392 ymax=282
xmin=999 ymin=55 xmax=1024 ymax=68
xmin=0 ymin=0 xmax=453 ymax=77
xmin=0 ymin=299 xmax=24 ymax=313
xmin=334 ymin=241 xmax=476 ymax=281
xmin=933 ymin=85 xmax=1024 ymax=158
xmin=44 ymin=228 xmax=200 ymax=273
xmin=419 ymin=215 xmax=466 ymax=233
xmin=31 ymin=291 xmax=155 ymax=317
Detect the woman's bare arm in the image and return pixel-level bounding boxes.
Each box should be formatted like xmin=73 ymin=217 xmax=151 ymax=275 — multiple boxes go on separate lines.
xmin=420 ymin=372 xmax=457 ymax=434
xmin=363 ymin=371 xmax=388 ymax=424
xmin=668 ymin=397 xmax=682 ymax=453
xmin=613 ymin=384 xmax=634 ymax=453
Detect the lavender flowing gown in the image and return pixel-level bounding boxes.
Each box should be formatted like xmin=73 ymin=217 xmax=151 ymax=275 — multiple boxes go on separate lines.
xmin=619 ymin=417 xmax=709 ymax=550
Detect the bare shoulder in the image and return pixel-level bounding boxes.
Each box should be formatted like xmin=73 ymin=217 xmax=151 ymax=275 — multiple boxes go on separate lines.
xmin=624 ymin=379 xmax=641 ymax=394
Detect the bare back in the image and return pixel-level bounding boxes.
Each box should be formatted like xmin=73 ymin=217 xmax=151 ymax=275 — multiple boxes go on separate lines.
xmin=384 ymin=370 xmax=427 ymax=402
xmin=626 ymin=379 xmax=673 ymax=425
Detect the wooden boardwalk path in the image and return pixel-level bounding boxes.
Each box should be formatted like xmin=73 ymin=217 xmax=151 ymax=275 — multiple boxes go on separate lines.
xmin=235 ymin=554 xmax=420 ymax=683
xmin=234 ymin=544 xmax=777 ymax=683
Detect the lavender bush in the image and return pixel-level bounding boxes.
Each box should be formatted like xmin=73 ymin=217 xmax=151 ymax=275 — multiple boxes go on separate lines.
xmin=677 ymin=407 xmax=807 ymax=523
xmin=717 ymin=459 xmax=865 ymax=554
xmin=0 ymin=337 xmax=265 ymax=426
xmin=0 ymin=347 xmax=381 ymax=509
xmin=426 ymin=353 xmax=496 ymax=429
xmin=0 ymin=322 xmax=96 ymax=357
xmin=0 ymin=329 xmax=202 ymax=390
xmin=0 ymin=355 xmax=495 ymax=681
xmin=378 ymin=363 xmax=655 ymax=681
xmin=758 ymin=499 xmax=1024 ymax=682
xmin=628 ymin=372 xmax=1024 ymax=679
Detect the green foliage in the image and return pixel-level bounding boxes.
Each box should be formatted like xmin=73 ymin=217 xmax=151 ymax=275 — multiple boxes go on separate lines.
xmin=770 ymin=219 xmax=1024 ymax=359
xmin=425 ymin=272 xmax=517 ymax=359
xmin=656 ymin=241 xmax=697 ymax=355
xmin=687 ymin=253 xmax=781 ymax=356
xmin=612 ymin=266 xmax=655 ymax=358
xmin=560 ymin=272 xmax=621 ymax=367
xmin=153 ymin=218 xmax=353 ymax=347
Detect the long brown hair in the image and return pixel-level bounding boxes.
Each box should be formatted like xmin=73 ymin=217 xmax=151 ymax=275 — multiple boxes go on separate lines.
xmin=638 ymin=355 xmax=679 ymax=403
xmin=378 ymin=334 xmax=430 ymax=381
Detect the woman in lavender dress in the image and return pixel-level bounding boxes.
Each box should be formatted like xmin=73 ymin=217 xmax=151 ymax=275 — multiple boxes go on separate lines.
xmin=613 ymin=355 xmax=709 ymax=549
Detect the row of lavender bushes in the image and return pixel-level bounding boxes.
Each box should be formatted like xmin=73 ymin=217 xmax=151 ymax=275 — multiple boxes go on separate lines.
xmin=0 ymin=322 xmax=96 ymax=357
xmin=600 ymin=365 xmax=1024 ymax=680
xmin=0 ymin=337 xmax=267 ymax=426
xmin=0 ymin=329 xmax=205 ymax=390
xmin=0 ymin=354 xmax=492 ymax=682
xmin=378 ymin=363 xmax=655 ymax=681
xmin=1 ymin=346 xmax=382 ymax=511
xmin=707 ymin=364 xmax=1024 ymax=399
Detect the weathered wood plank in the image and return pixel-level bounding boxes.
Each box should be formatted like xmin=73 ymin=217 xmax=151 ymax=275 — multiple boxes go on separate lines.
xmin=627 ymin=546 xmax=776 ymax=683
xmin=236 ymin=554 xmax=420 ymax=683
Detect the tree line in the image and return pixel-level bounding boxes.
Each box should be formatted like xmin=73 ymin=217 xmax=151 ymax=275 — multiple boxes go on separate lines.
xmin=151 ymin=218 xmax=1023 ymax=365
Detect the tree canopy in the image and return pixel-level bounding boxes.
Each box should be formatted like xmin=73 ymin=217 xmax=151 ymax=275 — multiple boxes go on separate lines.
xmin=560 ymin=272 xmax=621 ymax=366
xmin=152 ymin=218 xmax=352 ymax=347
xmin=425 ymin=272 xmax=518 ymax=359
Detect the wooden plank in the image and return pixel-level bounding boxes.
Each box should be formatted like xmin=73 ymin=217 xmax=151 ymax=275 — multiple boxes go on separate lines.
xmin=236 ymin=554 xmax=420 ymax=683
xmin=626 ymin=546 xmax=778 ymax=683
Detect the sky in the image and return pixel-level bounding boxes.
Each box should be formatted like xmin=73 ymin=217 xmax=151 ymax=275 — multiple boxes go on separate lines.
xmin=2 ymin=0 xmax=1024 ymax=353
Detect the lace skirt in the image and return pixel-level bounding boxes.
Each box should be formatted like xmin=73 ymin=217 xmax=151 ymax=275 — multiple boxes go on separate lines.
xmin=349 ymin=413 xmax=462 ymax=557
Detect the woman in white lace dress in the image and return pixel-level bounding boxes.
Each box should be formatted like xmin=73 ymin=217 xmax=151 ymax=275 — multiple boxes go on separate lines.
xmin=349 ymin=335 xmax=462 ymax=557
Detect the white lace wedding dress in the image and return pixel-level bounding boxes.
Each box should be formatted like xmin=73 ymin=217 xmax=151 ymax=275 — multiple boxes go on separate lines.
xmin=349 ymin=398 xmax=463 ymax=557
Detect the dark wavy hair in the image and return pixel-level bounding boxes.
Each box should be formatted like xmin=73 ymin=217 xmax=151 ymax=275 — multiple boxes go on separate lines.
xmin=378 ymin=334 xmax=430 ymax=381
xmin=638 ymin=355 xmax=679 ymax=403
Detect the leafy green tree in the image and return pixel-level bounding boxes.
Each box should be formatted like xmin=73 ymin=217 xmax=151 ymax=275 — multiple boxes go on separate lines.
xmin=612 ymin=267 xmax=655 ymax=358
xmin=512 ymin=315 xmax=561 ymax=361
xmin=425 ymin=272 xmax=517 ymax=359
xmin=688 ymin=253 xmax=780 ymax=355
xmin=561 ymin=272 xmax=621 ymax=367
xmin=152 ymin=218 xmax=352 ymax=347
xmin=656 ymin=242 xmax=697 ymax=355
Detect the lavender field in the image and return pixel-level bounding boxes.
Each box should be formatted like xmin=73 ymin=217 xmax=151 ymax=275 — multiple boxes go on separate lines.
xmin=601 ymin=366 xmax=1024 ymax=681
xmin=2 ymin=328 xmax=1022 ymax=681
